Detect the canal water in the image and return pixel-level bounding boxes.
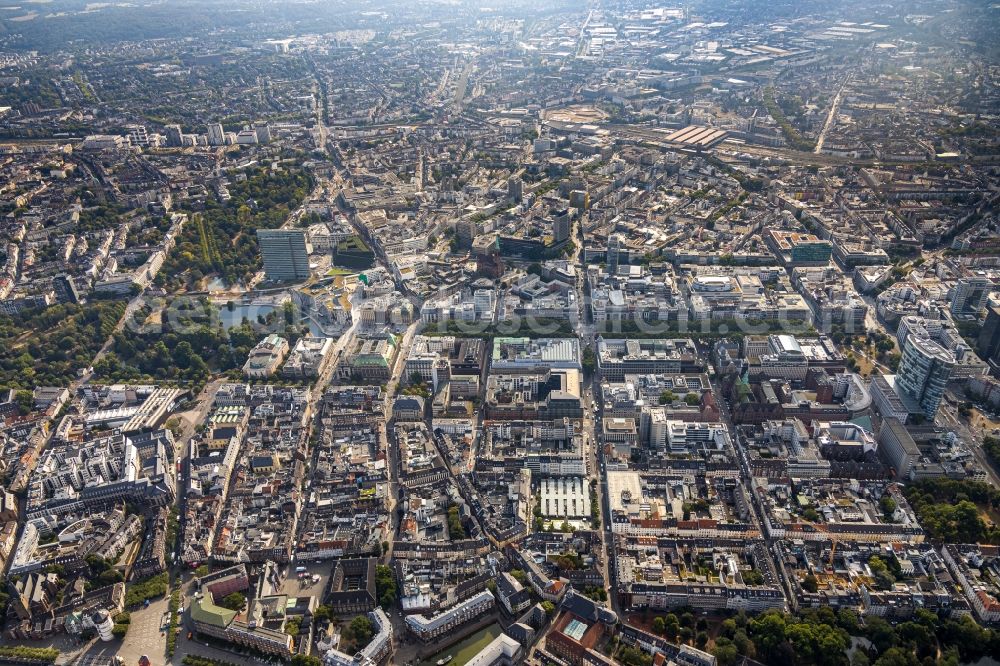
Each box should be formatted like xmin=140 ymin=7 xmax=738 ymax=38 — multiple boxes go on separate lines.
xmin=217 ymin=303 xmax=324 ymax=336
xmin=218 ymin=303 xmax=278 ymax=329
xmin=417 ymin=623 xmax=503 ymax=666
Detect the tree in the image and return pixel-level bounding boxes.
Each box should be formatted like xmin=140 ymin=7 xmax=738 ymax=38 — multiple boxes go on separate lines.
xmin=541 ymin=601 xmax=556 ymax=616
xmin=291 ymin=655 xmax=323 ymax=666
xmin=447 ymin=505 xmax=466 ymax=539
xmin=86 ymin=554 xmax=111 ymax=575
xmin=937 ymin=649 xmax=960 ymax=666
xmin=879 ymin=495 xmax=897 ymax=520
xmin=174 ymin=341 xmax=195 ymax=369
xmin=123 ymin=572 xmax=168 ymax=607
xmin=836 ymin=609 xmax=861 ymax=635
xmin=555 ymin=551 xmax=583 ymax=571
xmin=375 ymin=565 xmax=397 ymax=609
xmin=582 ymin=345 xmax=596 ymax=375
xmin=785 ymin=621 xmax=849 ymax=666
xmin=98 ymin=569 xmax=124 ymax=586
xmin=663 ymin=614 xmax=680 ymax=640
xmin=864 ymin=616 xmax=898 ymax=654
xmin=868 ymin=556 xmax=895 ymax=590
xmin=619 ymin=646 xmax=653 ymax=666
xmin=936 ymin=615 xmax=992 ymax=662
xmin=684 ymin=393 xmax=701 ymax=406
xmin=14 ymin=390 xmax=33 ymax=415
xmin=0 ymin=646 xmax=59 ymax=663
xmin=696 ymin=631 xmax=709 ymax=648
xmin=584 ymin=586 xmax=607 ymax=602
xmin=713 ymin=637 xmax=739 ymax=666
xmin=219 ymin=592 xmax=246 ymax=611
xmin=873 ymin=647 xmax=918 ymax=666
xmin=984 ymin=436 xmax=1000 ymax=466
xmin=802 ymin=574 xmax=819 ymax=593
xmin=875 ymin=338 xmax=895 ymax=354
xmin=733 ymin=629 xmax=754 ymax=657
xmin=897 ymin=621 xmax=934 ymax=659
xmin=748 ymin=610 xmax=787 ymax=659
xmin=652 ymin=616 xmax=666 ymax=635
xmin=346 ymin=615 xmax=374 ymax=647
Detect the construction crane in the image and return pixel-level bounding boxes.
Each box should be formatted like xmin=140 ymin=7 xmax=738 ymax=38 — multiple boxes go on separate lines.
xmin=793 ymin=516 xmax=839 ymax=571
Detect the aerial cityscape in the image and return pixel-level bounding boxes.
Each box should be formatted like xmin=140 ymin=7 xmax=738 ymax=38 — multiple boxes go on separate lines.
xmin=0 ymin=1 xmax=999 ymax=666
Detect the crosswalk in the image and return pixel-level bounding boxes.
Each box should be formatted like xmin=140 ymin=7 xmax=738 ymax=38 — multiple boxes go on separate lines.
xmin=66 ymin=654 xmax=121 ymax=666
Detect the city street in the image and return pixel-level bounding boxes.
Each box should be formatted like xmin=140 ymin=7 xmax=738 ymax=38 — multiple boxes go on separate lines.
xmin=938 ymin=398 xmax=1000 ymax=487
xmin=3 ymin=3 xmax=999 ymax=666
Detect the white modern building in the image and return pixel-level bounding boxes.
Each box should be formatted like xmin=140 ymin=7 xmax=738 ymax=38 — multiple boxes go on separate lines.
xmin=895 ymin=334 xmax=955 ymax=420
xmin=404 ymin=590 xmax=495 ymax=641
xmin=243 ymin=334 xmax=289 ymax=378
xmin=258 ymin=229 xmax=312 ymax=282
xmin=539 ymin=476 xmax=590 ymax=519
xmin=491 ymin=337 xmax=582 ymax=373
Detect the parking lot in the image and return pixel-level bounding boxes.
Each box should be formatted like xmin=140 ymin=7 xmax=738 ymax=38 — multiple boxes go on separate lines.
xmin=70 ymin=593 xmax=169 ymax=666
xmin=279 ymin=559 xmax=333 ymax=599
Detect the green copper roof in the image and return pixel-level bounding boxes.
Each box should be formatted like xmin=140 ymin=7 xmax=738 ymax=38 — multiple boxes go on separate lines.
xmin=191 ymin=595 xmax=237 ymax=628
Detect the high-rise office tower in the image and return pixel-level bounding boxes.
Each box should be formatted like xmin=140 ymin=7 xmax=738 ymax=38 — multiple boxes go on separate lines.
xmin=950 ymin=274 xmax=991 ymax=316
xmin=607 ymin=233 xmax=623 ymax=274
xmin=455 ymin=219 xmax=477 ymax=249
xmin=164 ymin=124 xmax=184 ymax=147
xmin=508 ymin=177 xmax=523 ymax=203
xmin=895 ymin=334 xmax=955 ymax=420
xmin=569 ymin=189 xmax=589 ymax=210
xmin=254 ymin=123 xmax=271 ymax=144
xmin=257 ymin=229 xmax=312 ymax=282
xmin=207 ymin=123 xmax=226 ymax=146
xmin=977 ymin=304 xmax=1000 ymax=367
xmin=553 ymin=213 xmax=571 ymax=244
xmin=53 ymin=274 xmax=79 ymax=304
xmin=126 ymin=124 xmax=150 ymax=147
